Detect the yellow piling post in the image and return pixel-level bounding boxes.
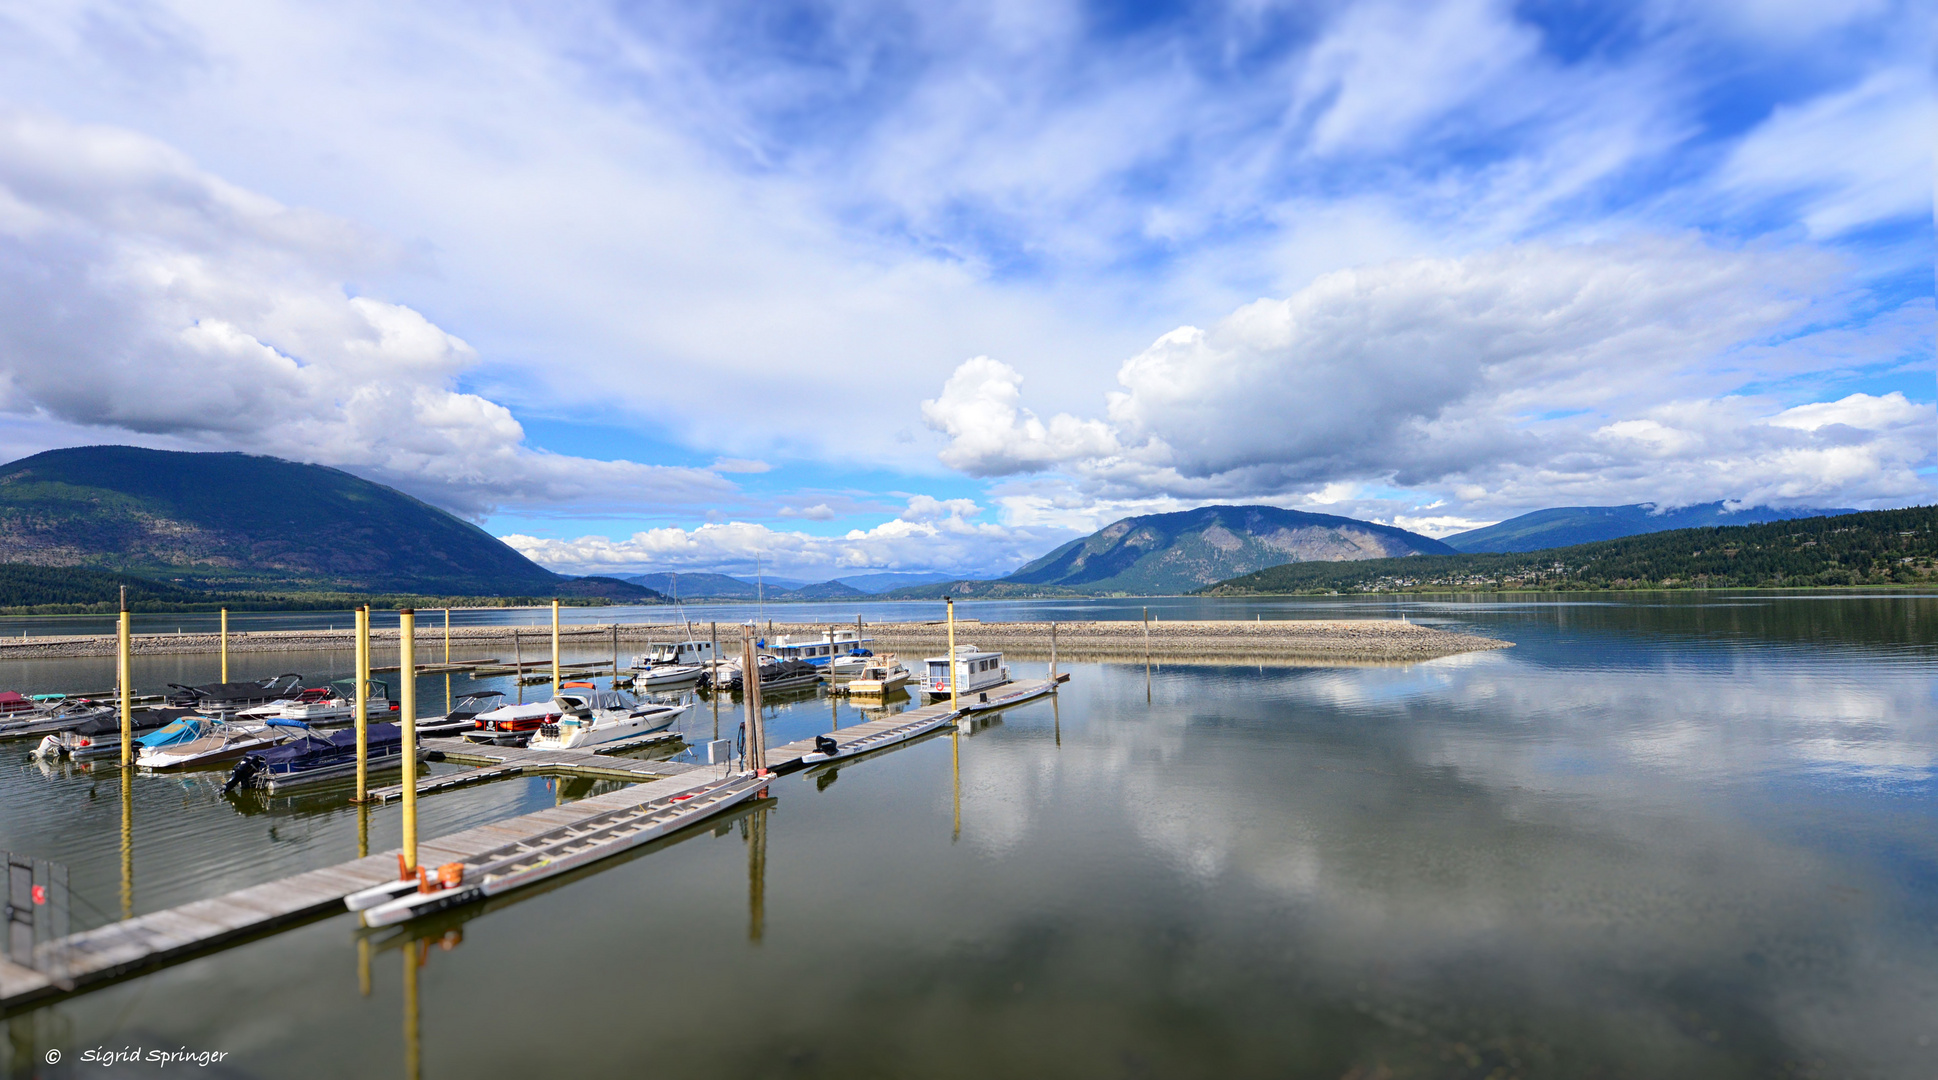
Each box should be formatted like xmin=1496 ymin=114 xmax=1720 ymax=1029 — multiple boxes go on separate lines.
xmin=551 ymin=599 xmax=561 ymax=697
xmin=399 ymin=608 xmax=418 ymax=875
xmin=444 ymin=608 xmax=452 ymax=713
xmin=118 ymin=586 xmax=132 ymax=767
xmin=219 ymin=607 xmax=229 ymax=684
xmin=357 ymin=800 xmax=370 ymax=860
xmin=950 ymin=728 xmax=961 ymax=843
xmin=945 ymin=596 xmax=959 ymax=714
xmin=355 ymin=606 xmax=370 ymax=803
xmin=120 ymin=764 xmax=134 ymax=919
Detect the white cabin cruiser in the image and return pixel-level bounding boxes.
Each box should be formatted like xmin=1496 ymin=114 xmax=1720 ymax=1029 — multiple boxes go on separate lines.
xmin=238 ymin=678 xmax=393 ymax=725
xmin=630 ymin=639 xmax=714 ymax=688
xmin=527 ymin=683 xmax=693 ymax=750
xmin=845 ymin=656 xmax=911 ymax=696
xmin=920 ymin=646 xmax=1008 ymax=702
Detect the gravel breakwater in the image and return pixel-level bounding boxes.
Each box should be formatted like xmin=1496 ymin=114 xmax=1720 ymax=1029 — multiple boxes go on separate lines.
xmin=0 ymin=619 xmax=1507 ymax=665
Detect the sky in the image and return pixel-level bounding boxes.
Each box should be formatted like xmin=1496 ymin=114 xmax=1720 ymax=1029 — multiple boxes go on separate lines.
xmin=0 ymin=0 xmax=1928 ymax=580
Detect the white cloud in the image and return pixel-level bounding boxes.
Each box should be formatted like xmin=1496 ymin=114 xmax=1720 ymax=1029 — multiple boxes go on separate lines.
xmin=0 ymin=108 xmax=735 ymax=517
xmin=1717 ymin=68 xmax=1934 ymax=236
xmin=500 ymin=495 xmax=1072 ymax=578
xmin=925 ymin=237 xmax=1927 ymax=518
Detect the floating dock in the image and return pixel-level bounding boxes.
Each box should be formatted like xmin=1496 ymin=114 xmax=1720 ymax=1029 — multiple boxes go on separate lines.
xmin=366 ymin=737 xmax=691 ymax=802
xmin=0 ymin=676 xmax=1066 ymax=1012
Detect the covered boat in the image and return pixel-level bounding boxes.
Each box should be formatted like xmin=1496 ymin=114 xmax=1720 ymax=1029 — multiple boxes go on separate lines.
xmin=463 ymin=699 xmax=563 ymax=746
xmin=225 ymin=722 xmax=412 ymax=793
xmin=166 ymin=673 xmax=305 ymax=712
xmin=528 ymin=684 xmax=691 ymax=750
xmin=0 ymin=691 xmax=39 ymax=717
xmin=136 ymin=718 xmax=298 ymax=770
xmin=0 ymin=697 xmax=116 ymax=740
xmin=33 ymin=707 xmax=194 ymax=760
xmin=418 ymin=690 xmax=503 ymax=737
xmin=239 ymin=678 xmax=394 ymax=725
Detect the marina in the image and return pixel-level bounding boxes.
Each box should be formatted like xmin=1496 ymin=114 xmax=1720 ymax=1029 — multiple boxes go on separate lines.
xmin=2 ymin=594 xmax=1934 ymax=1077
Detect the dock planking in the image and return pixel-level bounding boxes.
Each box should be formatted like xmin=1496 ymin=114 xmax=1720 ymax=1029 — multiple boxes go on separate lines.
xmin=365 ymin=737 xmax=693 ymax=803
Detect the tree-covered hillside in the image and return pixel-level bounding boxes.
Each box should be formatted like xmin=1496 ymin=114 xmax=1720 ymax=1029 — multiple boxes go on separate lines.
xmin=1206 ymin=506 xmax=1938 ymax=594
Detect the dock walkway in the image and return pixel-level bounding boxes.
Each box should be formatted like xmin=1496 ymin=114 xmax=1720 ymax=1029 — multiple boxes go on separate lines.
xmin=0 ymin=677 xmax=1066 ymax=1012
xmin=367 ymin=737 xmax=691 ymax=803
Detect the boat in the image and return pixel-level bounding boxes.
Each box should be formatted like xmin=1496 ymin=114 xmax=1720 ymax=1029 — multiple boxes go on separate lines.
xmin=843 ymin=656 xmax=911 ymax=696
xmin=166 ymin=673 xmax=305 ymax=713
xmin=224 ymin=722 xmax=414 ymax=793
xmin=463 ymin=698 xmax=564 ymax=746
xmin=0 ymin=697 xmax=116 ymax=740
xmin=33 ymin=708 xmax=195 ymax=760
xmin=919 ymin=645 xmax=1009 ymax=702
xmin=828 ymin=649 xmax=877 ymax=678
xmin=418 ymin=691 xmax=504 ymax=737
xmin=136 ymin=718 xmax=301 ymax=770
xmin=237 ymin=678 xmax=394 ymax=725
xmin=698 ymin=656 xmax=821 ymax=694
xmin=768 ymin=629 xmax=874 ymax=668
xmin=629 ymin=639 xmax=714 ymax=688
xmin=0 ymin=691 xmax=40 ymax=717
xmin=527 ymin=683 xmax=692 ymax=750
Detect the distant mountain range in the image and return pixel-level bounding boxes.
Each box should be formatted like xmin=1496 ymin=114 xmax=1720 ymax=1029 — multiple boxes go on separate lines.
xmin=625 ymin=570 xmax=957 ymax=599
xmin=0 ymin=446 xmax=660 ymax=601
xmin=1444 ymin=502 xmax=1857 ymax=553
xmin=883 ymin=505 xmax=1454 ymax=597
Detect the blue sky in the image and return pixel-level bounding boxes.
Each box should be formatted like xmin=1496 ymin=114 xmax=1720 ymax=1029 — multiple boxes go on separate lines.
xmin=0 ymin=0 xmax=1927 ymax=579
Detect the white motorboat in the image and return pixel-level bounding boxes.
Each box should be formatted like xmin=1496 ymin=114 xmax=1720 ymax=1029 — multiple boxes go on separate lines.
xmin=630 ymin=639 xmax=714 ymax=688
xmin=527 ymin=684 xmax=692 ymax=750
xmin=919 ymin=645 xmax=1008 ymax=702
xmin=844 ymin=656 xmax=911 ymax=696
xmin=238 ymin=678 xmax=394 ymax=725
xmin=137 ymin=718 xmax=301 ymax=770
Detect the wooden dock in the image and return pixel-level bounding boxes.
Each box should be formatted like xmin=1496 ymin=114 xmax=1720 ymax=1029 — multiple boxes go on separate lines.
xmin=0 ymin=676 xmax=1067 ymax=1013
xmin=0 ymin=764 xmax=736 ymax=1012
xmin=365 ymin=737 xmax=692 ymax=803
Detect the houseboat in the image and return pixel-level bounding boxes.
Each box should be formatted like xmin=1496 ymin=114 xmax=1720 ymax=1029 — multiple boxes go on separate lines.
xmin=919 ymin=645 xmax=1008 ymax=703
xmin=768 ymin=629 xmax=874 ymax=667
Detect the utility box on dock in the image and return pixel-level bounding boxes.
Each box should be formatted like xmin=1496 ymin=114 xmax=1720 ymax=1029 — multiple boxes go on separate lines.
xmin=705 ymin=739 xmax=733 ymax=765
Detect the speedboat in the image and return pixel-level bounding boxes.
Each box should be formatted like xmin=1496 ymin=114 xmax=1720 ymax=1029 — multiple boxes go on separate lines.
xmin=33 ymin=708 xmax=193 ymax=760
xmin=527 ymin=684 xmax=692 ymax=750
xmin=418 ymin=691 xmax=503 ymax=737
xmin=0 ymin=691 xmax=41 ymax=717
xmin=136 ymin=718 xmax=300 ymax=770
xmin=0 ymin=697 xmax=116 ymax=740
xmin=238 ymin=678 xmax=394 ymax=725
xmin=844 ymin=656 xmax=911 ymax=696
xmin=630 ymin=639 xmax=714 ymax=688
xmin=225 ymin=722 xmax=414 ymax=793
xmin=166 ymin=673 xmax=305 ymax=713
xmin=919 ymin=645 xmax=1008 ymax=702
xmin=828 ymin=649 xmax=876 ymax=678
xmin=463 ymin=699 xmax=564 ymax=746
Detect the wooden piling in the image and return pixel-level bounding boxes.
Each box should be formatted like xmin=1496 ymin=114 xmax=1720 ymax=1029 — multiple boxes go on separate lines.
xmin=742 ymin=623 xmax=766 ymax=772
xmin=399 ymin=609 xmax=418 ymax=875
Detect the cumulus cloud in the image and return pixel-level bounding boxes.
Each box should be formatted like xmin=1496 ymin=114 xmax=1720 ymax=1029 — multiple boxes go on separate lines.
xmin=501 ymin=496 xmax=1071 ymax=578
xmin=0 ymin=109 xmax=733 ymax=517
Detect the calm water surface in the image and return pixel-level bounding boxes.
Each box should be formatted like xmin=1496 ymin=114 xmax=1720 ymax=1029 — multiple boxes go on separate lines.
xmin=3 ymin=593 xmax=1936 ymax=1079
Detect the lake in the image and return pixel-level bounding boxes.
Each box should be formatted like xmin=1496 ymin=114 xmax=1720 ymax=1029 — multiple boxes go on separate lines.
xmin=3 ymin=592 xmax=1935 ymax=1078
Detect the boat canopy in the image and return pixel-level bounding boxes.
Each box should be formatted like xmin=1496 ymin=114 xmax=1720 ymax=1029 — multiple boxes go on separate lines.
xmin=252 ymin=722 xmax=404 ymax=767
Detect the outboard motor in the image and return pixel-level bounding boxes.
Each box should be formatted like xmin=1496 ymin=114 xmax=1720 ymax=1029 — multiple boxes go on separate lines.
xmin=814 ymin=734 xmax=839 ymax=757
xmin=224 ymin=756 xmax=261 ymax=794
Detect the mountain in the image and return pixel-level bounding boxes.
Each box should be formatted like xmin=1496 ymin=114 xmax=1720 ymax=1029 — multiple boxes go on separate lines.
xmin=775 ymin=580 xmax=869 ymax=600
xmin=1207 ymin=506 xmax=1935 ymax=594
xmin=1445 ymin=502 xmax=1856 ymax=553
xmin=880 ymin=505 xmax=1455 ymax=597
xmin=0 ymin=445 xmax=651 ymax=598
xmin=1002 ymin=505 xmax=1455 ymax=594
xmin=835 ymin=571 xmax=958 ymax=593
xmin=627 ymin=572 xmax=763 ymax=599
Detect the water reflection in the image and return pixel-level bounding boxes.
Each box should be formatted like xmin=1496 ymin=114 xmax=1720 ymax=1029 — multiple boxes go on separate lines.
xmin=4 ymin=596 xmax=1937 ymax=1077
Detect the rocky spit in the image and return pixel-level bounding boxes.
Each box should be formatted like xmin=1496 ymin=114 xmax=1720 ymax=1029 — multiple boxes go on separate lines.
xmin=0 ymin=618 xmax=1508 ymax=665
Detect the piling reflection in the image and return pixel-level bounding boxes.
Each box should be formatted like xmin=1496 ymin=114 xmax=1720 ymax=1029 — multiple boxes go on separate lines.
xmin=118 ymin=767 xmax=132 ymax=920
xmin=744 ymin=803 xmax=768 ymax=943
